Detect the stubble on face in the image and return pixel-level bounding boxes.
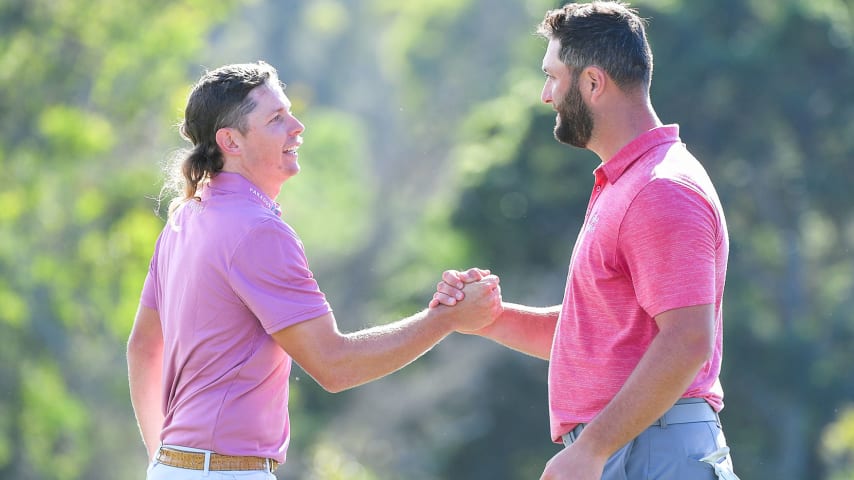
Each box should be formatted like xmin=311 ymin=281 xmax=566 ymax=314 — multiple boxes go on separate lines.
xmin=553 ymin=72 xmax=594 ymax=148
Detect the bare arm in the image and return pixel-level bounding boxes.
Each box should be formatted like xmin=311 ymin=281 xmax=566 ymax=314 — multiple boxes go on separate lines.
xmin=470 ymin=302 xmax=559 ymax=360
xmin=431 ymin=269 xmax=559 ymax=360
xmin=541 ymin=303 xmax=715 ymax=480
xmin=273 ymin=276 xmax=502 ymax=393
xmin=127 ymin=304 xmax=165 ymax=462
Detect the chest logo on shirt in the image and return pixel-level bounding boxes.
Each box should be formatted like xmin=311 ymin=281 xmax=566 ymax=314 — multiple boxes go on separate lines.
xmin=586 ymin=211 xmax=600 ymax=233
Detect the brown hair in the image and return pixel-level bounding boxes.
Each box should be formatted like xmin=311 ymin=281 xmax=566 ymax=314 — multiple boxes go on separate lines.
xmin=537 ymin=2 xmax=653 ymax=91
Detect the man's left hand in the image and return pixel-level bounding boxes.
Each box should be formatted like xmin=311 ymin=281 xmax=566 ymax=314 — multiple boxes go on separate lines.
xmin=540 ymin=443 xmax=607 ymax=480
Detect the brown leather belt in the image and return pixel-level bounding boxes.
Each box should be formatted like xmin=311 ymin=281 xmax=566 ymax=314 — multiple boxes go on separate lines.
xmin=156 ymin=447 xmax=279 ymax=472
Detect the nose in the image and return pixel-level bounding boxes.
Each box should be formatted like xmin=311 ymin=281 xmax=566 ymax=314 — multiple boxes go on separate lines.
xmin=289 ymin=114 xmax=305 ymax=136
xmin=541 ymin=81 xmax=552 ymax=105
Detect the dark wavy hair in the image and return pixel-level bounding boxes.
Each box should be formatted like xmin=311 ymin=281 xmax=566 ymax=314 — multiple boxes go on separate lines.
xmin=537 ymin=2 xmax=653 ymax=91
xmin=161 ymin=61 xmax=281 ymax=217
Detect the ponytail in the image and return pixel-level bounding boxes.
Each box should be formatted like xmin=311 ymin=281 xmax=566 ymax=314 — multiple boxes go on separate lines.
xmin=181 ymin=142 xmax=224 ymax=200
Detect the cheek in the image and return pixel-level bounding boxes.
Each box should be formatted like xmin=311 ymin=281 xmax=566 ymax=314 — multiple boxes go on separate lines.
xmin=554 ymin=84 xmax=570 ymax=104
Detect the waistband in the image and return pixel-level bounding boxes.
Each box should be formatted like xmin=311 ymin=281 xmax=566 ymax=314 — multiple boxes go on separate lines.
xmin=156 ymin=446 xmax=279 ymax=473
xmin=562 ymin=398 xmax=720 ymax=447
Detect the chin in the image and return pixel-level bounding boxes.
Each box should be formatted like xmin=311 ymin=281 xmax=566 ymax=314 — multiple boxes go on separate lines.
xmin=283 ymin=162 xmax=301 ymax=177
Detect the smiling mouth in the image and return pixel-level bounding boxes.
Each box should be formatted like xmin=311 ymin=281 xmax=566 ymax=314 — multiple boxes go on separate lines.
xmin=283 ymin=146 xmax=299 ymax=154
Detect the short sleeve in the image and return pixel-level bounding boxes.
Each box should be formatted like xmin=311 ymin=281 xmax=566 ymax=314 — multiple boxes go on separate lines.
xmin=229 ymin=219 xmax=332 ymax=334
xmin=619 ymin=179 xmax=720 ymax=318
xmin=139 ymin=232 xmax=163 ymax=310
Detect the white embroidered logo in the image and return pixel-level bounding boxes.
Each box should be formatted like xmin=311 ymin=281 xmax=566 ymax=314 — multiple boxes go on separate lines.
xmin=249 ymin=187 xmax=281 ymax=215
xmin=586 ymin=211 xmax=600 ymax=232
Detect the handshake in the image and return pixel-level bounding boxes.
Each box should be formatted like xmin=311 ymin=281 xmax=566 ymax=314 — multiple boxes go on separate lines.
xmin=427 ymin=267 xmax=503 ymax=334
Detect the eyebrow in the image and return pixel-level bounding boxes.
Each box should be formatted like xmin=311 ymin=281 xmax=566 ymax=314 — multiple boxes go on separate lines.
xmin=267 ymin=100 xmax=292 ymax=117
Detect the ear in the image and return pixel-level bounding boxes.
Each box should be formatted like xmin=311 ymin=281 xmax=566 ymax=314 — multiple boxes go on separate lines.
xmin=580 ymin=65 xmax=609 ymax=104
xmin=215 ymin=127 xmax=241 ymax=156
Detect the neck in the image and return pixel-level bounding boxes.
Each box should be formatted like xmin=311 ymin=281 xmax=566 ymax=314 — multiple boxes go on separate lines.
xmin=221 ymin=161 xmax=281 ymax=200
xmin=588 ymin=96 xmax=661 ymax=163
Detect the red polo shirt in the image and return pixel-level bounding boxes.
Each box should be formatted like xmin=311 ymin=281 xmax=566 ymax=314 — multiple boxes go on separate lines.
xmin=548 ymin=125 xmax=728 ymax=442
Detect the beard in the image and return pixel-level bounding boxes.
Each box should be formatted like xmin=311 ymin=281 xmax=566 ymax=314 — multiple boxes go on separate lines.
xmin=553 ymin=74 xmax=593 ymax=148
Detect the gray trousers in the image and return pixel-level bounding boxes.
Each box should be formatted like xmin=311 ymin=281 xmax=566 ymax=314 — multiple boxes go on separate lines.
xmin=563 ymin=400 xmax=738 ymax=479
xmin=601 ymin=421 xmax=736 ymax=479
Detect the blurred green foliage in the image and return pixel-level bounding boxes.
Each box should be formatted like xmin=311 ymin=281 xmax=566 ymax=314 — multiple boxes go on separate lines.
xmin=2 ymin=0 xmax=853 ymax=479
xmin=279 ymin=109 xmax=376 ymax=255
xmin=823 ymin=405 xmax=854 ymax=480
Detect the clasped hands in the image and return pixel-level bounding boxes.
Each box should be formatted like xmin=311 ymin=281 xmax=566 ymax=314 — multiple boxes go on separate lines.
xmin=428 ymin=267 xmax=502 ymax=333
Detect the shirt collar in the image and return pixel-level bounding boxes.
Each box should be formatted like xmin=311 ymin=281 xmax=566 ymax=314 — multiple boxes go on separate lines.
xmin=203 ymin=172 xmax=282 ymax=217
xmin=595 ymin=124 xmax=681 ymax=185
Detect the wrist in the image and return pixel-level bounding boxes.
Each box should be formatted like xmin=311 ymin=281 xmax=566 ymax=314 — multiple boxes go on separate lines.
xmin=467 ymin=302 xmax=504 ymax=337
xmin=572 ymin=423 xmax=618 ymax=461
xmin=424 ymin=305 xmax=458 ymax=336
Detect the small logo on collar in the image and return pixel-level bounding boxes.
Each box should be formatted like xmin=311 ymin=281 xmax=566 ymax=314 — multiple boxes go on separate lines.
xmin=249 ymin=187 xmax=282 ymax=216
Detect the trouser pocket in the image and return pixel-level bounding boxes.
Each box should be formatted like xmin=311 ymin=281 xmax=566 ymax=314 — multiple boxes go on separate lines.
xmin=699 ymin=446 xmax=741 ymax=480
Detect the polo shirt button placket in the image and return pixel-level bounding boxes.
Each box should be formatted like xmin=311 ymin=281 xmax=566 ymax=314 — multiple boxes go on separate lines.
xmin=587 ymin=183 xmax=604 ymax=218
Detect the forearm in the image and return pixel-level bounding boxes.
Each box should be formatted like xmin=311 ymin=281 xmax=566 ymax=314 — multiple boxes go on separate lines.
xmin=283 ymin=309 xmax=455 ymax=393
xmin=127 ymin=305 xmax=165 ymax=461
xmin=281 ymin=277 xmax=501 ymax=392
xmin=571 ymin=312 xmax=712 ymax=460
xmin=127 ymin=343 xmax=164 ymax=460
xmin=333 ymin=308 xmax=454 ymax=390
xmin=475 ymin=302 xmax=559 ymax=360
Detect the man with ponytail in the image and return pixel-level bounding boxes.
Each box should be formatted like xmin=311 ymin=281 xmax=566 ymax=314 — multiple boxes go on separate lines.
xmin=127 ymin=61 xmax=503 ymax=479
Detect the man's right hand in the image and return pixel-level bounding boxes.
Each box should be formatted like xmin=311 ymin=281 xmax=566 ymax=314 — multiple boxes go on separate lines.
xmin=428 ymin=267 xmax=491 ymax=308
xmin=432 ymin=274 xmax=502 ymax=333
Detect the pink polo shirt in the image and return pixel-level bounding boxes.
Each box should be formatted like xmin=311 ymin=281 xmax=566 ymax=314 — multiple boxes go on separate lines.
xmin=548 ymin=125 xmax=728 ymax=442
xmin=140 ymin=172 xmax=331 ymax=463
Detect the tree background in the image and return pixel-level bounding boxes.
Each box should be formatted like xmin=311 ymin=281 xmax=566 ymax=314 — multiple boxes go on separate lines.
xmin=1 ymin=0 xmax=853 ymax=478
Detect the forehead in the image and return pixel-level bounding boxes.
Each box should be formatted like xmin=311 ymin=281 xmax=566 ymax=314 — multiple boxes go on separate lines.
xmin=542 ymin=39 xmax=564 ymax=71
xmin=248 ymin=81 xmax=290 ymax=113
